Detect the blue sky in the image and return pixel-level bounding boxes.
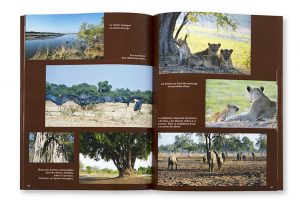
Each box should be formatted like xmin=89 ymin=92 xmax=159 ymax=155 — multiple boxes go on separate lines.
xmin=26 ymin=13 xmax=104 ymax=33
xmin=158 ymin=133 xmax=263 ymax=147
xmin=46 ymin=65 xmax=153 ymax=91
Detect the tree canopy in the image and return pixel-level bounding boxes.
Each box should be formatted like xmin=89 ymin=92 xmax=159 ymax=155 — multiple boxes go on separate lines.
xmin=80 ymin=132 xmax=152 ymax=177
xmin=159 ymin=133 xmax=263 ymax=155
xmin=46 ymin=81 xmax=152 ymax=104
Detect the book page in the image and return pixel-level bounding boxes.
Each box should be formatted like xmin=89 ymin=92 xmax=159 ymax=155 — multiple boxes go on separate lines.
xmin=153 ymin=12 xmax=282 ymax=191
xmin=21 ymin=12 xmax=154 ymax=190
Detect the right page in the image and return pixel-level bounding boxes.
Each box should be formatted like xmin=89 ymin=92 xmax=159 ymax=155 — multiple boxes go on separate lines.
xmin=153 ymin=12 xmax=283 ymax=191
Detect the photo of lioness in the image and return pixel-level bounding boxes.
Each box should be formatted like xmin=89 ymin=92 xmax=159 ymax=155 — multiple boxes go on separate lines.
xmin=206 ymin=80 xmax=277 ymax=128
xmin=159 ymin=12 xmax=251 ymax=74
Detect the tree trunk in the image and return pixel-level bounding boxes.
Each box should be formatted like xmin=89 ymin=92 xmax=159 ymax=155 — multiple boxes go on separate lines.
xmin=118 ymin=165 xmax=134 ymax=178
xmin=159 ymin=12 xmax=181 ymax=55
xmin=174 ymin=12 xmax=190 ymax=40
xmin=32 ymin=133 xmax=68 ymax=163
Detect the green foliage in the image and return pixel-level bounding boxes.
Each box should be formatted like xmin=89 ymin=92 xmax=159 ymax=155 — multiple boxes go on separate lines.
xmin=78 ymin=19 xmax=104 ymax=48
xmin=98 ymin=81 xmax=112 ymax=93
xmin=86 ymin=166 xmax=92 ymax=174
xmin=136 ymin=166 xmax=152 ymax=175
xmin=159 ymin=133 xmax=263 ymax=154
xmin=174 ymin=133 xmax=198 ymax=153
xmin=256 ymin=134 xmax=267 ymax=153
xmin=80 ymin=132 xmax=152 ymax=174
xmin=205 ymin=80 xmax=277 ymax=121
xmin=46 ymin=81 xmax=152 ymax=104
xmin=185 ymin=12 xmax=238 ymax=31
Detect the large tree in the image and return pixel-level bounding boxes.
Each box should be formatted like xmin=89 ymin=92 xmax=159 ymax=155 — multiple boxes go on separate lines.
xmin=30 ymin=132 xmax=74 ymax=163
xmin=159 ymin=12 xmax=237 ymax=56
xmin=80 ymin=132 xmax=152 ymax=178
xmin=256 ymin=134 xmax=267 ymax=155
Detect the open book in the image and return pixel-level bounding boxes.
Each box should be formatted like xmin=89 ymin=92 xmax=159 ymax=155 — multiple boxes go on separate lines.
xmin=20 ymin=12 xmax=283 ymax=191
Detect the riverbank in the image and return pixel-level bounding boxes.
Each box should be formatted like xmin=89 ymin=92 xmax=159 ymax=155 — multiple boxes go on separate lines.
xmin=25 ymin=32 xmax=66 ymax=40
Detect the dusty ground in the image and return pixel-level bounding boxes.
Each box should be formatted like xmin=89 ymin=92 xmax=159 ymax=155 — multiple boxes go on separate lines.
xmin=159 ymin=56 xmax=246 ymax=74
xmin=158 ymin=154 xmax=266 ymax=187
xmin=206 ymin=118 xmax=277 ymax=129
xmin=45 ymin=101 xmax=152 ymax=127
xmin=79 ymin=173 xmax=152 ymax=184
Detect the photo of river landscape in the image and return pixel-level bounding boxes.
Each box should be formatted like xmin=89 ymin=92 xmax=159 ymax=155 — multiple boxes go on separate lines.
xmin=25 ymin=13 xmax=104 ymax=60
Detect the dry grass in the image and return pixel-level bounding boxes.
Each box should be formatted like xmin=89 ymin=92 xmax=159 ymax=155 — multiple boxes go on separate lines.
xmin=45 ymin=101 xmax=152 ymax=127
xmin=79 ymin=173 xmax=152 ymax=184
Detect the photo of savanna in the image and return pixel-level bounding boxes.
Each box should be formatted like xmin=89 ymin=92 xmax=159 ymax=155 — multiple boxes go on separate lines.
xmin=206 ymin=79 xmax=277 ymax=128
xmin=45 ymin=65 xmax=152 ymax=127
xmin=25 ymin=13 xmax=104 ymax=60
xmin=29 ymin=132 xmax=74 ymax=163
xmin=158 ymin=133 xmax=267 ymax=187
xmin=79 ymin=132 xmax=152 ymax=184
xmin=159 ymin=12 xmax=251 ymax=74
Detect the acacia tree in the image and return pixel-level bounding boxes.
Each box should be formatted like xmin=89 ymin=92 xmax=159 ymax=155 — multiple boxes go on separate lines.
xmin=80 ymin=132 xmax=152 ymax=178
xmin=256 ymin=134 xmax=267 ymax=155
xmin=174 ymin=133 xmax=197 ymax=155
xmin=159 ymin=12 xmax=237 ymax=56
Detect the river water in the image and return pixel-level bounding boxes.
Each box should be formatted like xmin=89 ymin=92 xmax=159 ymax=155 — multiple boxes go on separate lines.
xmin=25 ymin=34 xmax=78 ymax=60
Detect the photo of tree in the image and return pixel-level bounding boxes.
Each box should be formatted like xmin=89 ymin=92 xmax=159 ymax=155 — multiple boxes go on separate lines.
xmin=158 ymin=133 xmax=267 ymax=187
xmin=29 ymin=132 xmax=74 ymax=163
xmin=79 ymin=132 xmax=152 ymax=184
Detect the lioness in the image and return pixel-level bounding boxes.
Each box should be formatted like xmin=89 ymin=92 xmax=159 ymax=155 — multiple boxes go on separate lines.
xmin=211 ymin=104 xmax=239 ymax=122
xmin=226 ymin=86 xmax=277 ymax=121
xmin=195 ymin=43 xmax=221 ymax=56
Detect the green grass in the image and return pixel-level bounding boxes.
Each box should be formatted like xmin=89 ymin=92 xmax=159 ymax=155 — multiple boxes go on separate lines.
xmin=175 ymin=25 xmax=251 ymax=74
xmin=205 ymin=80 xmax=277 ymax=121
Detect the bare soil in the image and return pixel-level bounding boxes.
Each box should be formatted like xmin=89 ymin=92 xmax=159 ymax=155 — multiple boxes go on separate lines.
xmin=79 ymin=173 xmax=152 ymax=184
xmin=206 ymin=118 xmax=277 ymax=129
xmin=159 ymin=56 xmax=245 ymax=74
xmin=158 ymin=154 xmax=266 ymax=187
xmin=45 ymin=101 xmax=152 ymax=127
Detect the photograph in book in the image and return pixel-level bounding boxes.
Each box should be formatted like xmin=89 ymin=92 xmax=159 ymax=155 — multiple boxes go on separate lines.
xmin=45 ymin=64 xmax=153 ymax=127
xmin=29 ymin=132 xmax=74 ymax=163
xmin=205 ymin=79 xmax=277 ymax=128
xmin=79 ymin=132 xmax=152 ymax=184
xmin=158 ymin=133 xmax=267 ymax=187
xmin=159 ymin=12 xmax=251 ymax=74
xmin=25 ymin=13 xmax=104 ymax=60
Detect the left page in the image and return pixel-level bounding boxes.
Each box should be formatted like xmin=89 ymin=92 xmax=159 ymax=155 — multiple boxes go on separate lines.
xmin=20 ymin=12 xmax=154 ymax=190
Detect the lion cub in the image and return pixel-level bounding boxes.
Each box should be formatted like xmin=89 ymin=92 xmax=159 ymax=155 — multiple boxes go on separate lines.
xmin=219 ymin=49 xmax=234 ymax=71
xmin=195 ymin=43 xmax=221 ymax=56
xmin=211 ymin=104 xmax=239 ymax=122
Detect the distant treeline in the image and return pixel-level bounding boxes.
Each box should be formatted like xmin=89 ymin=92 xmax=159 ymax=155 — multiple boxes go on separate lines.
xmin=159 ymin=133 xmax=267 ymax=155
xmin=46 ymin=81 xmax=153 ymax=104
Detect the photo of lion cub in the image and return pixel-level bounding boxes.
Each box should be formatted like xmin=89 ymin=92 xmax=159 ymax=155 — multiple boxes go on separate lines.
xmin=206 ymin=80 xmax=277 ymax=129
xmin=211 ymin=104 xmax=239 ymax=122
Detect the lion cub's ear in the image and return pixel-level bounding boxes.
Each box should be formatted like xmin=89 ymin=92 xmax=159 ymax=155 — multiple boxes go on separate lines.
xmin=220 ymin=49 xmax=224 ymax=53
xmin=247 ymin=86 xmax=251 ymax=92
xmin=208 ymin=43 xmax=211 ymax=46
xmin=229 ymin=49 xmax=233 ymax=54
xmin=260 ymin=86 xmax=264 ymax=92
xmin=218 ymin=43 xmax=221 ymax=47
